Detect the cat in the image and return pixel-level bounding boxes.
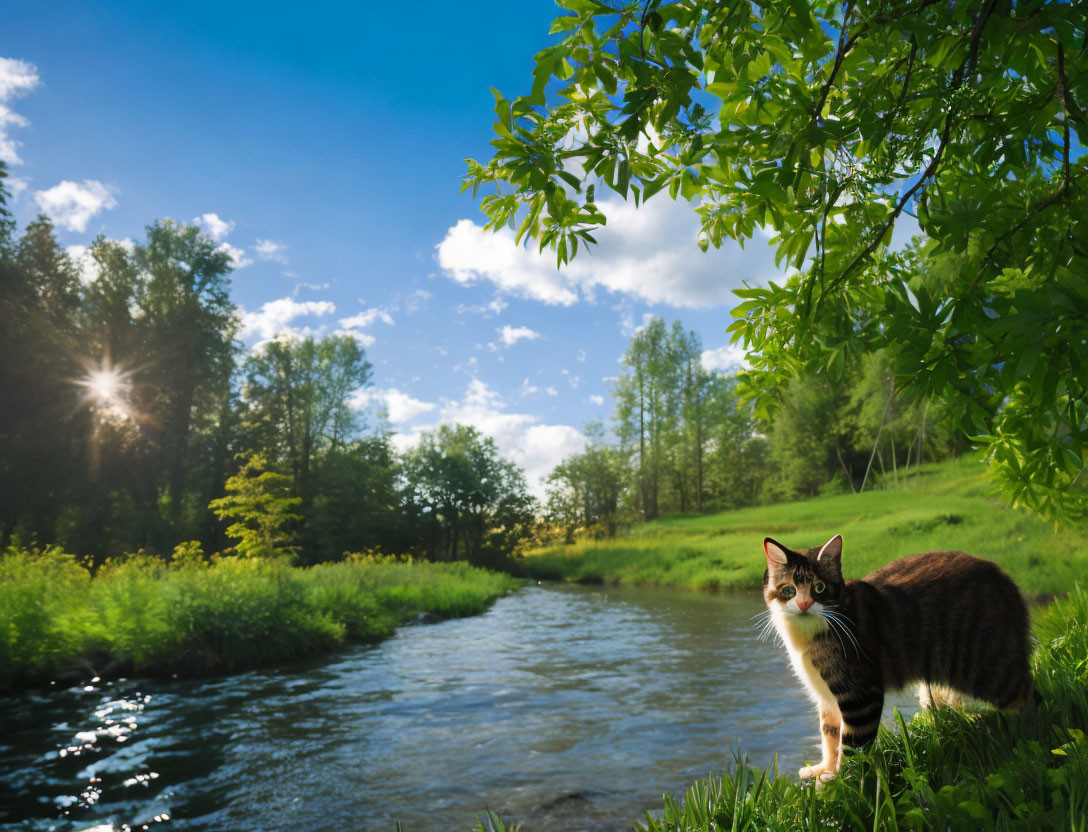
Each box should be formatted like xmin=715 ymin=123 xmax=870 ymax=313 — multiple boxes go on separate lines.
xmin=760 ymin=534 xmax=1035 ymax=783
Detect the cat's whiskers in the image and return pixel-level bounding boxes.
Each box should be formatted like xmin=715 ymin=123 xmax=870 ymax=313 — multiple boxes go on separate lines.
xmin=820 ymin=607 xmax=863 ymax=657
xmin=751 ymin=608 xmax=784 ymax=645
xmin=820 ymin=611 xmax=851 ymax=658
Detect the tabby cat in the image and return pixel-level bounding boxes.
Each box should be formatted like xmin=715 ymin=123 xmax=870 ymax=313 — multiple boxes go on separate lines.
xmin=761 ymin=534 xmax=1035 ymax=782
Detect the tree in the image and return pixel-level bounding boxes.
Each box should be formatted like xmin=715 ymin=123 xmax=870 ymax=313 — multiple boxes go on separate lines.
xmin=302 ymin=435 xmax=403 ymax=563
xmin=468 ymin=0 xmax=1088 ymax=522
xmin=544 ymin=422 xmax=627 ymax=541
xmin=0 ymin=212 xmax=85 ymax=545
xmin=135 ymin=221 xmax=239 ymax=530
xmin=400 ymin=424 xmax=535 ymax=566
xmin=242 ymin=334 xmax=372 ymax=503
xmin=614 ymin=317 xmax=675 ymax=519
xmin=702 ymin=376 xmax=770 ymax=509
xmin=209 ymin=452 xmax=301 ymax=560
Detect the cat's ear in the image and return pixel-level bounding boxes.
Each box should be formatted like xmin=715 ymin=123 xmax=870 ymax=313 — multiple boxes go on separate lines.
xmin=764 ymin=538 xmax=789 ymax=568
xmin=817 ymin=534 xmax=843 ymax=566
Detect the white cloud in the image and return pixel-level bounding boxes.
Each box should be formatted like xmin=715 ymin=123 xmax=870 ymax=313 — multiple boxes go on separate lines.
xmin=239 ymin=297 xmax=336 ymax=341
xmin=701 ymin=344 xmax=748 ymax=374
xmin=589 ymin=394 xmax=605 ymax=406
xmin=455 ymin=297 xmax=508 ymax=317
xmin=394 ymin=378 xmax=583 ymax=497
xmin=0 ymin=57 xmax=40 ymax=166
xmin=193 ymin=212 xmax=235 ymax=241
xmin=34 ymin=180 xmax=118 ymax=232
xmin=518 ymin=378 xmax=539 ymax=397
xmin=331 ymin=328 xmax=375 ymax=347
xmin=437 ymin=194 xmax=783 ymax=308
xmin=577 ymin=349 xmax=587 ymax=363
xmin=340 ymin=307 xmax=395 ymax=329
xmin=498 ymin=324 xmax=541 ymax=347
xmin=7 ymin=175 xmax=29 ymax=198
xmin=254 ymin=238 xmax=288 ymax=263
xmin=293 ymin=281 xmax=330 ymax=295
xmin=544 ymin=385 xmax=558 ymax=396
xmin=400 ymin=289 xmax=432 ymax=314
xmin=351 ymin=387 xmax=437 ymax=423
xmin=217 ymin=241 xmax=252 ymax=269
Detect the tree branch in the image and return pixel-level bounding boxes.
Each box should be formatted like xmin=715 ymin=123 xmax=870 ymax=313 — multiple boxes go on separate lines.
xmin=812 ymin=1 xmax=861 ymax=122
xmin=967 ymin=41 xmax=1074 ymax=294
xmin=817 ymin=0 xmax=1000 ymax=302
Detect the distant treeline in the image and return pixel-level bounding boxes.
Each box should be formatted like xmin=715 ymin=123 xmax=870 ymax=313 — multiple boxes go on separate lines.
xmin=0 ymin=164 xmax=531 ymax=567
xmin=541 ymin=320 xmax=973 ymax=544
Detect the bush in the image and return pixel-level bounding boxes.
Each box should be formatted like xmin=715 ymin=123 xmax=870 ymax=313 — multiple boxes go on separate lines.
xmin=0 ymin=546 xmax=99 ymax=690
xmin=0 ymin=545 xmax=519 ymax=692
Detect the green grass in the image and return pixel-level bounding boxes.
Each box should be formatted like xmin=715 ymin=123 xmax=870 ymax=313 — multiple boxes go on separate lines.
xmin=520 ymin=456 xmax=1088 ymax=597
xmin=0 ymin=548 xmax=519 ymax=694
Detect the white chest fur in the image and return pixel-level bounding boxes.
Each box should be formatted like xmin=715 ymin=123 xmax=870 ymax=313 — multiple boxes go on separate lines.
xmin=771 ymin=606 xmax=837 ymax=708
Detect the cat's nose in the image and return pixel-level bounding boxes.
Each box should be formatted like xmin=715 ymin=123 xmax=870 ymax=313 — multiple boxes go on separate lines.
xmin=797 ymin=599 xmax=813 ymax=611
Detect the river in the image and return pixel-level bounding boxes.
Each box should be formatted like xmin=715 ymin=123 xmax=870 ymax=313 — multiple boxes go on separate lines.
xmin=0 ymin=583 xmax=917 ymax=831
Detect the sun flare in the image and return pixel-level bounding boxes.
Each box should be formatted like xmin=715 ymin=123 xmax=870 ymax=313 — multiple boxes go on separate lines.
xmin=76 ymin=359 xmax=134 ymax=419
xmin=83 ymin=368 xmax=123 ymax=403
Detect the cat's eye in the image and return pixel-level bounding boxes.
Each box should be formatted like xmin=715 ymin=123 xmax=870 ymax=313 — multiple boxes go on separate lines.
xmin=779 ymin=585 xmax=796 ymax=599
xmin=813 ymin=580 xmax=826 ymax=593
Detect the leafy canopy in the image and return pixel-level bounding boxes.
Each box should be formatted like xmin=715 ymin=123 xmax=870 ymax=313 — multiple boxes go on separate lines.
xmin=467 ymin=0 xmax=1088 ymax=522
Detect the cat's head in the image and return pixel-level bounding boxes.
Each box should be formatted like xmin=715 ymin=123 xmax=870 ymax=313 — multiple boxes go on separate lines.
xmin=761 ymin=535 xmax=844 ymax=618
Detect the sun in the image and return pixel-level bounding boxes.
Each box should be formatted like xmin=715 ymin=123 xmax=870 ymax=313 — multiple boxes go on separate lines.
xmin=76 ymin=358 xmax=134 ymax=418
xmin=82 ymin=368 xmax=124 ymax=403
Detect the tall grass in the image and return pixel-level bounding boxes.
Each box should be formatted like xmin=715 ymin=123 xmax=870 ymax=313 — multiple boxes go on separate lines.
xmin=623 ymin=587 xmax=1088 ymax=831
xmin=521 ymin=457 xmax=1088 ymax=596
xmin=0 ymin=547 xmax=519 ymax=694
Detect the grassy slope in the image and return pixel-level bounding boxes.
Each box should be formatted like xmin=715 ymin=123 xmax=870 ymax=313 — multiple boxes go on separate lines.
xmin=520 ymin=456 xmax=1088 ymax=597
xmin=0 ymin=551 xmax=519 ymax=694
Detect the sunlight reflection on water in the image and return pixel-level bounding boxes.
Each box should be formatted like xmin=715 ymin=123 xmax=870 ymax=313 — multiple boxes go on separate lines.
xmin=0 ymin=584 xmax=918 ymax=832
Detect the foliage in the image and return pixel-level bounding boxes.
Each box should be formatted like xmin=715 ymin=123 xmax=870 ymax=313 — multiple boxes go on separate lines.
xmin=544 ymin=422 xmax=627 ymax=542
xmin=614 ymin=317 xmax=767 ymax=521
xmin=0 ymin=546 xmax=99 ymax=692
xmin=0 ymin=544 xmax=519 ymax=693
xmin=763 ymin=352 xmax=962 ymax=500
xmin=468 ymin=0 xmax=1088 ymax=524
xmin=208 ymin=452 xmax=301 ymax=560
xmin=301 ymin=435 xmax=404 ymax=563
xmin=400 ymin=424 xmax=536 ymax=566
xmin=521 ymin=456 xmax=1088 ymax=596
xmin=241 ymin=333 xmax=372 ymax=503
xmin=634 ymin=588 xmax=1088 ymax=832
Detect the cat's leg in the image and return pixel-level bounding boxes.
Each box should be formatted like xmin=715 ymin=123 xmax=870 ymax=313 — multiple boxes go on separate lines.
xmin=837 ymin=685 xmax=884 ymax=754
xmin=799 ymin=700 xmax=841 ymax=782
xmin=918 ymin=682 xmax=962 ymax=710
xmin=996 ymin=669 xmax=1037 ymax=713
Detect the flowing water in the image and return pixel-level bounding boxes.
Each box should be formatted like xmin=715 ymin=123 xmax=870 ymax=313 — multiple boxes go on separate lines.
xmin=0 ymin=583 xmax=917 ymax=832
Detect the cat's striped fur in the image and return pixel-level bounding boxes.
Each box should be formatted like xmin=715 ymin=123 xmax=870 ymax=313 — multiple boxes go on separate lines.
xmin=762 ymin=534 xmax=1035 ymax=782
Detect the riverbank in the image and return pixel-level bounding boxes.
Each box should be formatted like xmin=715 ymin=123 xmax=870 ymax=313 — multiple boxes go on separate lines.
xmin=630 ymin=586 xmax=1088 ymax=832
xmin=520 ymin=457 xmax=1088 ymax=596
xmin=0 ymin=547 xmax=519 ymax=694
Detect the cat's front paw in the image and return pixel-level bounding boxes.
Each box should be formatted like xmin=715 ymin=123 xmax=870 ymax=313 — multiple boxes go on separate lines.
xmin=799 ymin=763 xmax=837 ymax=784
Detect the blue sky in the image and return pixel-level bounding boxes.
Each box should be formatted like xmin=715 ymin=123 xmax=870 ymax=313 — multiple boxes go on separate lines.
xmin=1 ymin=1 xmax=780 ymax=493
